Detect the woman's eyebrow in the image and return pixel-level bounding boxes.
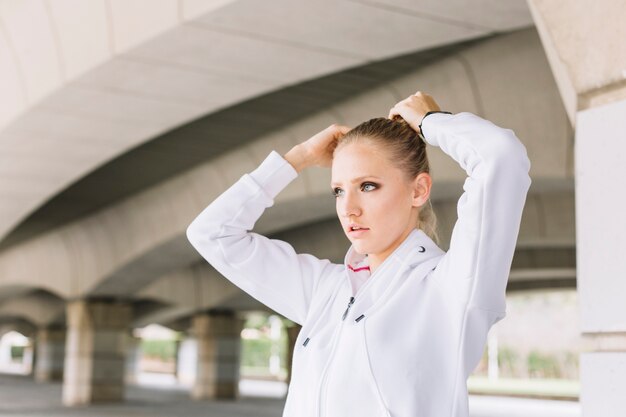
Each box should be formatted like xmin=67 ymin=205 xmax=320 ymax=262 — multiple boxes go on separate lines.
xmin=331 ymin=176 xmax=382 ymax=187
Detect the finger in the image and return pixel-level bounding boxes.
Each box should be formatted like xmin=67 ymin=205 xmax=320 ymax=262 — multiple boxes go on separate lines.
xmin=332 ymin=125 xmax=350 ymax=138
xmin=391 ymin=102 xmax=410 ymax=116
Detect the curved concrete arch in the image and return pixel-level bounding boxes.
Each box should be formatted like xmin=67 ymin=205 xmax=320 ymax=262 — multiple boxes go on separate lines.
xmin=0 ymin=0 xmax=241 ymax=126
xmin=0 ymin=319 xmax=37 ymax=339
xmin=132 ymin=263 xmax=250 ymax=328
xmin=136 ymin=263 xmax=241 ymax=308
xmin=0 ymin=28 xmax=570 ymax=303
xmin=0 ymin=231 xmax=80 ymax=298
xmin=0 ymin=290 xmax=64 ymax=328
xmin=0 ymin=0 xmax=532 ymax=243
xmin=90 ymin=192 xmax=342 ymax=298
xmin=0 ymin=284 xmax=33 ymax=303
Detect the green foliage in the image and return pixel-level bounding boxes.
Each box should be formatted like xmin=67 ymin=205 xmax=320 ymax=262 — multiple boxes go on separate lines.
xmin=241 ymin=338 xmax=272 ymax=367
xmin=472 ymin=344 xmax=579 ymax=380
xmin=498 ymin=345 xmax=521 ymax=376
xmin=10 ymin=345 xmax=24 ymax=360
xmin=527 ymin=350 xmax=579 ymax=379
xmin=240 ymin=313 xmax=289 ymax=375
xmin=245 ymin=312 xmax=268 ymax=329
xmin=527 ymin=350 xmax=561 ymax=378
xmin=141 ymin=339 xmax=176 ymax=361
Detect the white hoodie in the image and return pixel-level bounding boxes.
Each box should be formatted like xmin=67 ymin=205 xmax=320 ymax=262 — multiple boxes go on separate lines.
xmin=186 ymin=111 xmax=532 ymax=417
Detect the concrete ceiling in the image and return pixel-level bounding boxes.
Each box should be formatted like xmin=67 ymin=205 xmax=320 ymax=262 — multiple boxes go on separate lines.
xmin=0 ymin=28 xmax=573 ymax=304
xmin=0 ymin=37 xmax=491 ymax=250
xmin=0 ymin=0 xmax=533 ymax=244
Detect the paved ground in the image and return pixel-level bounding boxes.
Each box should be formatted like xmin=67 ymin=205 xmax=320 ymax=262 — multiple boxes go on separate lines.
xmin=0 ymin=374 xmax=285 ymax=417
xmin=0 ymin=373 xmax=580 ymax=417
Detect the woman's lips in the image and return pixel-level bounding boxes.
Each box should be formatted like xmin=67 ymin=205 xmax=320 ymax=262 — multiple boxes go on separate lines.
xmin=348 ymin=227 xmax=369 ymax=237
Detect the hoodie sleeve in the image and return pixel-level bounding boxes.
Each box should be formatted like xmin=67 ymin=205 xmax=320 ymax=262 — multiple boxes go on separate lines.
xmin=185 ymin=150 xmax=337 ymax=326
xmin=420 ymin=112 xmax=532 ymax=314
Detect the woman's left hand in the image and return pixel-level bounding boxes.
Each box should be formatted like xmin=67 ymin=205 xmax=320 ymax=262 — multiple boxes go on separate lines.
xmin=388 ymin=91 xmax=441 ymax=136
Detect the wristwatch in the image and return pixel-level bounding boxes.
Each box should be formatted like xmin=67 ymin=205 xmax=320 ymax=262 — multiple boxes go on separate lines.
xmin=418 ymin=111 xmax=452 ymax=140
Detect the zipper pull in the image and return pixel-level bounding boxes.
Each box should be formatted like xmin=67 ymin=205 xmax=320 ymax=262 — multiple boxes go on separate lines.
xmin=342 ymin=296 xmax=355 ymax=321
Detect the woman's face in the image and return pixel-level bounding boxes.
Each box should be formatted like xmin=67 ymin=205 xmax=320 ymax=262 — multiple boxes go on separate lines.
xmin=331 ymin=140 xmax=430 ymax=263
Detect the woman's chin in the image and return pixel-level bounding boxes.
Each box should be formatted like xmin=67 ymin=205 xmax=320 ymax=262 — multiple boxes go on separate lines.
xmin=350 ymin=241 xmax=370 ymax=254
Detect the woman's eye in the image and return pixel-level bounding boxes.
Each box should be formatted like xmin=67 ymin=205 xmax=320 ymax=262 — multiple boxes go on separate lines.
xmin=362 ymin=182 xmax=377 ymax=191
xmin=332 ymin=183 xmax=376 ymax=197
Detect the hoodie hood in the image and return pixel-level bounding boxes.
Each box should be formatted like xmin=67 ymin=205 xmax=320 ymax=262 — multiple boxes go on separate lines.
xmin=340 ymin=228 xmax=446 ymax=320
xmin=343 ymin=227 xmax=444 ymax=272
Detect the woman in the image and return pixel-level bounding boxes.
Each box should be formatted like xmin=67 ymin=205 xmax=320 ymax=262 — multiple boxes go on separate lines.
xmin=186 ymin=91 xmax=532 ymax=417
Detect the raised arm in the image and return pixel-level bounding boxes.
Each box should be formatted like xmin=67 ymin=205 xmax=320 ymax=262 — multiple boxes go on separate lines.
xmin=186 ymin=125 xmax=350 ymax=325
xmin=388 ymin=91 xmax=531 ymax=314
xmin=420 ymin=111 xmax=532 ymax=313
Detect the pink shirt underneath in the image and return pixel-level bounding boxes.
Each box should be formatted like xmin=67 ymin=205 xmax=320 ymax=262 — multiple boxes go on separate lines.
xmin=347 ymin=256 xmax=371 ymax=296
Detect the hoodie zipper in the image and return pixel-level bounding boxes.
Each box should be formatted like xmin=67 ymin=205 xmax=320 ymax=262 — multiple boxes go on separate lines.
xmin=304 ymin=258 xmax=383 ymax=350
xmin=341 ymin=296 xmax=355 ymax=320
xmin=310 ymin=235 xmax=440 ymax=415
xmin=314 ymin=260 xmax=395 ymax=417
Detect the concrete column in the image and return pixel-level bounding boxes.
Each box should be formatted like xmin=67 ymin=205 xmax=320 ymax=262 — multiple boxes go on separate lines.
xmin=0 ymin=334 xmax=13 ymax=369
xmin=34 ymin=327 xmax=66 ymax=382
xmin=286 ymin=324 xmax=301 ymax=386
xmin=527 ymin=2 xmax=626 ymax=415
xmin=22 ymin=341 xmax=35 ymax=375
xmin=172 ymin=338 xmax=181 ymax=380
xmin=124 ymin=332 xmax=142 ymax=385
xmin=575 ymin=98 xmax=626 ymax=416
xmin=62 ymin=300 xmax=132 ymax=406
xmin=191 ymin=310 xmax=244 ymax=400
xmin=28 ymin=337 xmax=37 ymax=377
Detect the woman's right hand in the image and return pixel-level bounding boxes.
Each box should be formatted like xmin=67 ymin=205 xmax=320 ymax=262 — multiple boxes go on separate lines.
xmin=388 ymin=91 xmax=441 ymax=136
xmin=284 ymin=124 xmax=351 ymax=172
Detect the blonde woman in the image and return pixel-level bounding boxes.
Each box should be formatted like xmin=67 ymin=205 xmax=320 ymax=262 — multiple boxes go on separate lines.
xmin=186 ymin=91 xmax=532 ymax=417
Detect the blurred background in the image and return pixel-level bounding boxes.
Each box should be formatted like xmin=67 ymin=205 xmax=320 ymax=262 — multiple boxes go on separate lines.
xmin=0 ymin=0 xmax=624 ymax=416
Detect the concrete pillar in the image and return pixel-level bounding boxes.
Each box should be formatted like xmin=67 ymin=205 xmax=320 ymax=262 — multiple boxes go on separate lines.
xmin=191 ymin=310 xmax=244 ymax=400
xmin=62 ymin=300 xmax=132 ymax=406
xmin=28 ymin=337 xmax=37 ymax=377
xmin=527 ymin=0 xmax=626 ymax=124
xmin=286 ymin=324 xmax=301 ymax=386
xmin=575 ymin=98 xmax=626 ymax=416
xmin=124 ymin=332 xmax=142 ymax=385
xmin=527 ymin=2 xmax=626 ymax=415
xmin=20 ymin=341 xmax=34 ymax=375
xmin=0 ymin=334 xmax=13 ymax=368
xmin=34 ymin=327 xmax=66 ymax=382
xmin=172 ymin=338 xmax=181 ymax=380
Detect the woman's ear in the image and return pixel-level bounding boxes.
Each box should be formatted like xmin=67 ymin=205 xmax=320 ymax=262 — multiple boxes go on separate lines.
xmin=411 ymin=172 xmax=432 ymax=208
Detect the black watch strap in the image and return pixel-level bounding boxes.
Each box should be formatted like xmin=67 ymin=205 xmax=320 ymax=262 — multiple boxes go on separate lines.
xmin=418 ymin=111 xmax=452 ymax=140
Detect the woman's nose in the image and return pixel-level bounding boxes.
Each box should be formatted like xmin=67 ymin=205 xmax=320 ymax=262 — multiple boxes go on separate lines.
xmin=339 ymin=194 xmax=361 ymax=217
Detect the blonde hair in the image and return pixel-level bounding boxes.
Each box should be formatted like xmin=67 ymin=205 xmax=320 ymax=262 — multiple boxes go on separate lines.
xmin=334 ymin=116 xmax=440 ymax=246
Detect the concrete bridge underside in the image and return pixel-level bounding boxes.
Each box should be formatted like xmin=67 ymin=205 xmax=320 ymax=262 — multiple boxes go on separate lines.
xmin=0 ymin=24 xmax=573 ymax=406
xmin=1 ymin=0 xmax=624 ymax=414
